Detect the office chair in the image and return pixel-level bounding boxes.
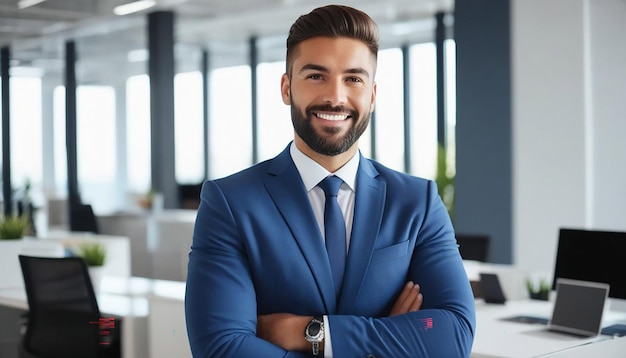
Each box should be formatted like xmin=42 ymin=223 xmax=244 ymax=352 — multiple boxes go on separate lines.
xmin=18 ymin=255 xmax=121 ymax=358
xmin=178 ymin=183 xmax=203 ymax=209
xmin=455 ymin=233 xmax=491 ymax=262
xmin=69 ymin=203 xmax=99 ymax=234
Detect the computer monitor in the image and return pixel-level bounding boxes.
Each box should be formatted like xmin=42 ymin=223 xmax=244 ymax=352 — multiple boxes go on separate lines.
xmin=552 ymin=228 xmax=626 ymax=302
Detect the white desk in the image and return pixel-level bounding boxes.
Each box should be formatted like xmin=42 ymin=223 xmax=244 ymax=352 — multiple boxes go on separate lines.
xmin=0 ymin=276 xmax=187 ymax=358
xmin=98 ymin=209 xmax=196 ymax=281
xmin=147 ymin=281 xmax=192 ymax=358
xmin=539 ymin=336 xmax=626 ymax=357
xmin=472 ymin=299 xmax=626 ymax=357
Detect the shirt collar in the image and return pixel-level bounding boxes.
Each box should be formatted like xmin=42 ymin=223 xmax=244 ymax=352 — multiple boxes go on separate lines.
xmin=290 ymin=141 xmax=359 ymax=192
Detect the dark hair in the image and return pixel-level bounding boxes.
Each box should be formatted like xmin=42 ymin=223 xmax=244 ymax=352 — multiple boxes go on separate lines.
xmin=286 ymin=5 xmax=379 ymax=75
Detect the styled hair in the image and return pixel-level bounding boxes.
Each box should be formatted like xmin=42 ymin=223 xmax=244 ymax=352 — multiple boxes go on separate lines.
xmin=285 ymin=5 xmax=379 ymax=75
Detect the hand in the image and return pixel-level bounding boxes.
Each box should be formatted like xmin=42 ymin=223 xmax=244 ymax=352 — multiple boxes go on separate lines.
xmin=389 ymin=281 xmax=423 ymax=316
xmin=257 ymin=313 xmax=313 ymax=352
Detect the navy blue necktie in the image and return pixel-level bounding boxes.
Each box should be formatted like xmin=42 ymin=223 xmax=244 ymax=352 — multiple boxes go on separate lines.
xmin=318 ymin=176 xmax=346 ymax=298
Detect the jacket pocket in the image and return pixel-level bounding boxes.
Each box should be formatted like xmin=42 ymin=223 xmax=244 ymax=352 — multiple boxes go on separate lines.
xmin=370 ymin=241 xmax=409 ymax=265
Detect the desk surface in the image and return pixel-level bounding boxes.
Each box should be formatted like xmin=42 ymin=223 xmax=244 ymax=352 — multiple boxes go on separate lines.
xmin=472 ymin=299 xmax=626 ymax=358
xmin=539 ymin=336 xmax=626 ymax=357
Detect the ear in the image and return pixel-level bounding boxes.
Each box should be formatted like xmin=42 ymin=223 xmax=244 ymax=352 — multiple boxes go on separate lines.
xmin=280 ymin=73 xmax=291 ymax=105
xmin=369 ymin=81 xmax=377 ymax=112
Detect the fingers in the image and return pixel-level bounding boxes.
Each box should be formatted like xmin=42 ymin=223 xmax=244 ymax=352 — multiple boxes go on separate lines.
xmin=389 ymin=281 xmax=423 ymax=316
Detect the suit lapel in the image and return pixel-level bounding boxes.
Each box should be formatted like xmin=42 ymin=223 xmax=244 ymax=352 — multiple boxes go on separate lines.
xmin=338 ymin=157 xmax=385 ymax=312
xmin=264 ymin=146 xmax=337 ymax=313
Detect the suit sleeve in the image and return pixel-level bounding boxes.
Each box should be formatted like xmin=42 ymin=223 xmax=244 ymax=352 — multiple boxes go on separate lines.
xmin=327 ymin=180 xmax=476 ymax=357
xmin=185 ymin=181 xmax=310 ymax=358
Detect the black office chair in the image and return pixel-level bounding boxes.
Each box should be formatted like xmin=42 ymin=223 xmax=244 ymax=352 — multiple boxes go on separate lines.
xmin=178 ymin=183 xmax=203 ymax=209
xmin=69 ymin=203 xmax=99 ymax=234
xmin=18 ymin=255 xmax=121 ymax=358
xmin=455 ymin=233 xmax=491 ymax=262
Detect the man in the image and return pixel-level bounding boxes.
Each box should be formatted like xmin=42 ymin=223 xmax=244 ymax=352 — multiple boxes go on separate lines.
xmin=185 ymin=5 xmax=475 ymax=357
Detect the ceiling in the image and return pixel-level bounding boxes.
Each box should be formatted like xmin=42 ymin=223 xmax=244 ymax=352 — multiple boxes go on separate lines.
xmin=0 ymin=0 xmax=454 ymax=83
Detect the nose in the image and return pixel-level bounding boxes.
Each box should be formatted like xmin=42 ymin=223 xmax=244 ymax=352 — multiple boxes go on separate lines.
xmin=322 ymin=77 xmax=348 ymax=105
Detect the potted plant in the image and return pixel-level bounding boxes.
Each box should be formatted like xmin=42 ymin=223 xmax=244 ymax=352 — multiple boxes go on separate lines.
xmin=77 ymin=241 xmax=107 ymax=292
xmin=0 ymin=214 xmax=30 ymax=240
xmin=525 ymin=277 xmax=550 ymax=301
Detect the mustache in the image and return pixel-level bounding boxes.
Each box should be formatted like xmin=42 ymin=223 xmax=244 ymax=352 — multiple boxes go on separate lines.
xmin=306 ymin=104 xmax=358 ymax=117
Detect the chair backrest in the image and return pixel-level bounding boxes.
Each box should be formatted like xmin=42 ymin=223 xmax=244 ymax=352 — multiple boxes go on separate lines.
xmin=18 ymin=255 xmax=102 ymax=358
xmin=70 ymin=203 xmax=99 ymax=234
xmin=455 ymin=233 xmax=491 ymax=262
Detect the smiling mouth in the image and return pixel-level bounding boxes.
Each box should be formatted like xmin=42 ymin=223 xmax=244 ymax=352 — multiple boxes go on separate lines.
xmin=314 ymin=112 xmax=350 ymax=121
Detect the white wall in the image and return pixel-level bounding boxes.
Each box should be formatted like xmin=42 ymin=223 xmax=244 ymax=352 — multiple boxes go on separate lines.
xmin=512 ymin=0 xmax=626 ymax=271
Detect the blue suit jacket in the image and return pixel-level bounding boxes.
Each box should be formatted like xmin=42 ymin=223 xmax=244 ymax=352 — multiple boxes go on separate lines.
xmin=185 ymin=145 xmax=475 ymax=357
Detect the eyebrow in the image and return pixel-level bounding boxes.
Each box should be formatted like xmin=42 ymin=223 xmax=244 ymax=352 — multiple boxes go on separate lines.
xmin=298 ymin=64 xmax=371 ymax=79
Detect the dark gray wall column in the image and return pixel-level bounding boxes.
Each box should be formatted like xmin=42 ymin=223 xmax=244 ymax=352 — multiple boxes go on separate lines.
xmin=148 ymin=11 xmax=178 ymax=208
xmin=435 ymin=12 xmax=447 ymax=149
xmin=454 ymin=0 xmax=512 ymax=263
xmin=1 ymin=46 xmax=12 ymax=215
xmin=249 ymin=37 xmax=258 ymax=164
xmin=401 ymin=44 xmax=411 ymax=173
xmin=65 ymin=41 xmax=80 ymax=208
xmin=201 ymin=49 xmax=209 ymax=181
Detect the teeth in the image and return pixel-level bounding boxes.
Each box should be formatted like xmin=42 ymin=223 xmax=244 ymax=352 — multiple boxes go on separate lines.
xmin=316 ymin=113 xmax=348 ymax=121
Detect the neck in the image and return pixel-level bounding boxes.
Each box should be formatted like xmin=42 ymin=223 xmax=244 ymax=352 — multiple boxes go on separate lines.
xmin=294 ymin=137 xmax=358 ymax=173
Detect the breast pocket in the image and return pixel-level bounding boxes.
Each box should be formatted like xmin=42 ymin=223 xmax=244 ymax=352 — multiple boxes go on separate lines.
xmin=370 ymin=240 xmax=410 ymax=265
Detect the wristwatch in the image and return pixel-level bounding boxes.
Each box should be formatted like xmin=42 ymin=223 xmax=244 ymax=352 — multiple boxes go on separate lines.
xmin=304 ymin=316 xmax=324 ymax=356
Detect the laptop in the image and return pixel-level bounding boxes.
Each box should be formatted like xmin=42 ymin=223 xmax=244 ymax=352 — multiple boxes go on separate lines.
xmin=547 ymin=278 xmax=610 ymax=337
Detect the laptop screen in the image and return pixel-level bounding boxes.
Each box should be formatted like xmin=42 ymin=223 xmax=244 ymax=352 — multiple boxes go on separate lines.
xmin=548 ymin=278 xmax=610 ymax=337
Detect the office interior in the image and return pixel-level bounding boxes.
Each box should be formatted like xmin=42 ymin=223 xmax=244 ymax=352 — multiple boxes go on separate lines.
xmin=1 ymin=0 xmax=625 ymax=357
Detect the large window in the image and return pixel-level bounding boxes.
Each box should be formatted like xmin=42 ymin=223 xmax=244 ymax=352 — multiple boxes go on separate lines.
xmin=209 ymin=65 xmax=253 ymax=179
xmin=409 ymin=43 xmax=438 ymax=180
xmin=126 ymin=75 xmax=151 ymax=194
xmin=174 ymin=72 xmax=204 ymax=184
xmin=256 ymin=61 xmax=292 ymax=161
xmin=374 ymin=48 xmax=405 ymax=172
xmin=10 ymin=77 xmax=43 ymax=195
xmin=53 ymin=85 xmax=119 ymax=213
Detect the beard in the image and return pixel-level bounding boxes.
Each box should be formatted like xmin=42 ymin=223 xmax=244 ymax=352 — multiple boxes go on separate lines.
xmin=291 ymin=101 xmax=370 ymax=156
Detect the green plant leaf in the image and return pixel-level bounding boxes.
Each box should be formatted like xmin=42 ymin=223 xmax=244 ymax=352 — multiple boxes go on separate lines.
xmin=0 ymin=215 xmax=30 ymax=240
xmin=77 ymin=242 xmax=107 ymax=266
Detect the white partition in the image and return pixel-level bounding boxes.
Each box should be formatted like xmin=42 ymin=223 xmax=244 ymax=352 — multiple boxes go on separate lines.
xmin=0 ymin=238 xmax=65 ymax=289
xmin=97 ymin=210 xmax=196 ymax=281
xmin=43 ymin=231 xmax=132 ymax=278
xmin=150 ymin=210 xmax=196 ymax=281
xmin=98 ymin=212 xmax=151 ymax=278
xmin=148 ymin=281 xmax=190 ymax=358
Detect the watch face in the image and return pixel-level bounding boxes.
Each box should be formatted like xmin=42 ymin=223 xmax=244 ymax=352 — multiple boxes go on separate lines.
xmin=308 ymin=322 xmax=321 ymax=337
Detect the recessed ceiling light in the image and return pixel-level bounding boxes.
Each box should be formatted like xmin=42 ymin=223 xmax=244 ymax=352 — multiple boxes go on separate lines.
xmin=17 ymin=0 xmax=46 ymax=10
xmin=113 ymin=0 xmax=156 ymax=16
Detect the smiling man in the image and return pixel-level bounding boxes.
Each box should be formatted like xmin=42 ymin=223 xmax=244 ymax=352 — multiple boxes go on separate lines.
xmin=185 ymin=5 xmax=475 ymax=357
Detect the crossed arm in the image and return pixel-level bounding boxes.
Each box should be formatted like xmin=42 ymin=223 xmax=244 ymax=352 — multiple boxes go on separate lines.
xmin=256 ymin=281 xmax=423 ymax=354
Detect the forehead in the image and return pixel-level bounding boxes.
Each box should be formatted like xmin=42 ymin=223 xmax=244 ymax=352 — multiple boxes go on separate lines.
xmin=291 ymin=37 xmax=376 ymax=74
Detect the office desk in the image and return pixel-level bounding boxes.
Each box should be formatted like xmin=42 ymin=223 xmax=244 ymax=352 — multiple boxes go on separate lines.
xmin=0 ymin=276 xmax=188 ymax=358
xmin=472 ymin=299 xmax=626 ymax=357
xmin=540 ymin=336 xmax=626 ymax=357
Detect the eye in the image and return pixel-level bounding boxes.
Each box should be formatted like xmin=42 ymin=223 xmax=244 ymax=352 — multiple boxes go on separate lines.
xmin=306 ymin=74 xmax=323 ymax=80
xmin=346 ymin=76 xmax=363 ymax=83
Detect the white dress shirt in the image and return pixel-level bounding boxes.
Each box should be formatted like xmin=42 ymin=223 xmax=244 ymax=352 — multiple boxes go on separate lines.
xmin=289 ymin=142 xmax=360 ymax=357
